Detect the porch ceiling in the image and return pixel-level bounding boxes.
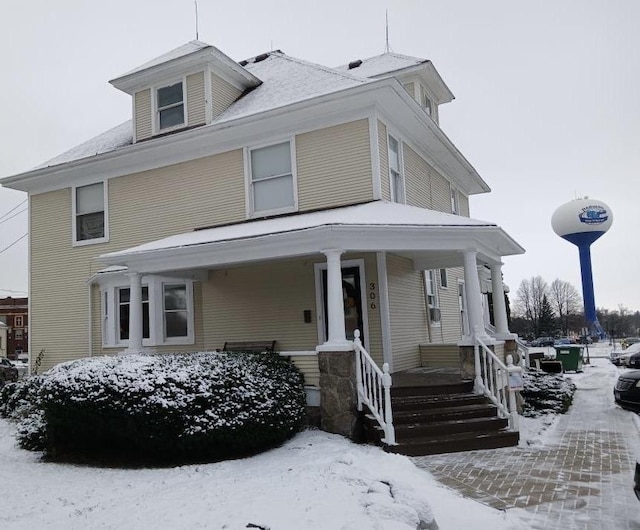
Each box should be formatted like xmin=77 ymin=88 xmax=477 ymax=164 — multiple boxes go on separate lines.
xmin=97 ymin=201 xmax=524 ymax=274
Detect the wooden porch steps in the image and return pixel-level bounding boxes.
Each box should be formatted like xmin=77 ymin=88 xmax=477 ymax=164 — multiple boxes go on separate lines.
xmin=364 ymin=371 xmax=519 ymax=456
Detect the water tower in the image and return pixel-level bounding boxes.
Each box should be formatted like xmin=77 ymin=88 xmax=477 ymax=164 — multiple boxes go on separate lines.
xmin=551 ymin=198 xmax=613 ymax=338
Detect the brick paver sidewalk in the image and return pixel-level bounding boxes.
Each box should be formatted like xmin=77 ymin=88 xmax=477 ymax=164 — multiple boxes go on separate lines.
xmin=413 ymin=358 xmax=640 ymax=529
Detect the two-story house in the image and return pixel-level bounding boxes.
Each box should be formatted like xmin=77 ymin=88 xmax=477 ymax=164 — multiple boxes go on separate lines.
xmin=0 ymin=297 xmax=28 ymax=360
xmin=1 ymin=41 xmax=524 ymax=453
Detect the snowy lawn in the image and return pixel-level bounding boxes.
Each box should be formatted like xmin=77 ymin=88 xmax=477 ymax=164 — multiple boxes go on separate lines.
xmin=0 ymin=421 xmax=521 ymax=529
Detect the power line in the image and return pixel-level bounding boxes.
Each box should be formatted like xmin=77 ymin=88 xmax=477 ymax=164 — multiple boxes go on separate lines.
xmin=0 ymin=199 xmax=27 ymax=222
xmin=0 ymin=232 xmax=28 ymax=255
xmin=0 ymin=207 xmax=27 ymax=226
xmin=0 ymin=288 xmax=27 ymax=295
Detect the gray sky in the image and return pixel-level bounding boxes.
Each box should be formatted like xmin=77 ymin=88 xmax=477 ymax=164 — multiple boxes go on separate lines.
xmin=1 ymin=0 xmax=638 ymax=313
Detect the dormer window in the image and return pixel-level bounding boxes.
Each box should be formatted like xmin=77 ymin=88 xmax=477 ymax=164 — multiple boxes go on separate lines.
xmin=156 ymin=81 xmax=185 ymax=131
xmin=421 ymin=91 xmax=432 ymax=116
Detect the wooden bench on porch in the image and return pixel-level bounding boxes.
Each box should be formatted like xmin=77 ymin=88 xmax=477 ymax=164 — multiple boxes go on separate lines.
xmin=221 ymin=340 xmax=277 ymax=354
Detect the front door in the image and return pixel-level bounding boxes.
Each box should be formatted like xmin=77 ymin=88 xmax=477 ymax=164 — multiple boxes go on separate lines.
xmin=315 ymin=260 xmax=368 ymax=347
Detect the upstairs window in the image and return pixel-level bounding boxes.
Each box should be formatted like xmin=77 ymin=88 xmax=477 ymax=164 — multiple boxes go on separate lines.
xmin=157 ymin=81 xmax=185 ymax=131
xmin=421 ymin=90 xmax=433 ymax=117
xmin=450 ymin=186 xmax=460 ymax=215
xmin=440 ymin=269 xmax=448 ymax=289
xmin=249 ymin=141 xmax=296 ymax=216
xmin=15 ymin=316 xmax=23 ymax=327
xmin=74 ymin=182 xmax=107 ymax=245
xmin=388 ymin=134 xmax=405 ymax=203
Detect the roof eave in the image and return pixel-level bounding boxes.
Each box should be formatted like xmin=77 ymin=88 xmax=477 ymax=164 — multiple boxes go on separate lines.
xmin=370 ymin=61 xmax=455 ymax=104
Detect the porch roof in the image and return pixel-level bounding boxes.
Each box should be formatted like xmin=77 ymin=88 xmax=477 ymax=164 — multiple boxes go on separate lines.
xmin=97 ymin=201 xmax=524 ymax=273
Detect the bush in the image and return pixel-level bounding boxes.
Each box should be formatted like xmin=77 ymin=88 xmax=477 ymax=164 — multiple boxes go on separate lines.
xmin=521 ymin=370 xmax=576 ymax=417
xmin=0 ymin=376 xmax=48 ymax=451
xmin=12 ymin=351 xmax=307 ymax=465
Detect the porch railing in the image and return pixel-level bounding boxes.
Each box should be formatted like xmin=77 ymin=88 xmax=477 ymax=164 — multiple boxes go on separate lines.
xmin=353 ymin=330 xmax=396 ymax=445
xmin=474 ymin=335 xmax=522 ymax=431
xmin=515 ymin=337 xmax=530 ymax=369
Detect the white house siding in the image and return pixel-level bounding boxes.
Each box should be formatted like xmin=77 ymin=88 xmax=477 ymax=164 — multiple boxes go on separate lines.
xmin=386 ymin=254 xmax=428 ymax=372
xmin=134 ymin=89 xmax=152 ymax=142
xmin=403 ymin=144 xmax=432 ymax=209
xmin=186 ymin=72 xmax=206 ymax=127
xmin=212 ymin=72 xmax=242 ymax=118
xmin=296 ymin=120 xmax=373 ymax=211
xmin=378 ymin=121 xmax=391 ymax=201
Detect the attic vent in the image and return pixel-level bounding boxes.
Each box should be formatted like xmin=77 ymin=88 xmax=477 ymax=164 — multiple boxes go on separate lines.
xmin=239 ymin=60 xmax=248 ymax=66
xmin=254 ymin=53 xmax=270 ymax=63
xmin=348 ymin=59 xmax=363 ymax=70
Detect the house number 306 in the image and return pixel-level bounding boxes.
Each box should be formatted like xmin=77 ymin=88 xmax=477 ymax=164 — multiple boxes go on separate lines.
xmin=369 ymin=282 xmax=376 ymax=309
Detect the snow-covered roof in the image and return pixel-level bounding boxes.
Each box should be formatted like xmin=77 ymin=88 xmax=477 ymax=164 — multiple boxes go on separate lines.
xmin=34 ymin=121 xmax=133 ymax=170
xmin=117 ymin=41 xmax=211 ymax=78
xmin=102 ymin=201 xmax=496 ymax=259
xmin=214 ymin=52 xmax=368 ymax=124
xmin=34 ymin=51 xmax=369 ymax=169
xmin=335 ymin=52 xmax=426 ymax=79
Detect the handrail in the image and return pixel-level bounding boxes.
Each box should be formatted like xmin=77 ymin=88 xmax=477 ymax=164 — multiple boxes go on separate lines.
xmin=474 ymin=335 xmax=521 ymax=431
xmin=353 ymin=330 xmax=396 ymax=445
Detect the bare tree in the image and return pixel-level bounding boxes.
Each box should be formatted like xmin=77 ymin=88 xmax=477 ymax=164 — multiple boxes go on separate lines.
xmin=515 ymin=276 xmax=549 ymax=336
xmin=549 ymin=279 xmax=582 ymax=335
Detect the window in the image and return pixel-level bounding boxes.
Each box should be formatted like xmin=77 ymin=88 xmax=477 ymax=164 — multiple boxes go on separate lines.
xmin=101 ymin=277 xmax=194 ymax=347
xmin=249 ymin=141 xmax=296 ymax=215
xmin=15 ymin=316 xmax=23 ymax=327
xmin=439 ymin=269 xmax=448 ymax=289
xmin=157 ymin=81 xmax=185 ymax=131
xmin=450 ymin=186 xmax=460 ymax=215
xmin=74 ymin=182 xmax=107 ymax=244
xmin=164 ymin=284 xmax=188 ymax=339
xmin=388 ymin=134 xmax=405 ymax=203
xmin=425 ymin=270 xmax=441 ymax=324
xmin=118 ymin=286 xmax=150 ymax=341
xmin=421 ymin=89 xmax=432 ymax=116
xmin=15 ymin=329 xmax=23 ymax=340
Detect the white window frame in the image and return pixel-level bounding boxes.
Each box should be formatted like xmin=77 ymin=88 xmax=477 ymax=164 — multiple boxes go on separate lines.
xmin=419 ymin=84 xmax=438 ymax=123
xmin=245 ymin=138 xmax=298 ymax=218
xmin=100 ymin=275 xmax=195 ymax=348
xmin=439 ymin=269 xmax=448 ymax=289
xmin=72 ymin=180 xmax=109 ymax=246
xmin=153 ymin=78 xmax=187 ymax=134
xmin=387 ymin=133 xmax=406 ymax=204
xmin=450 ymin=185 xmax=460 ymax=215
xmin=15 ymin=315 xmax=23 ymax=327
xmin=424 ymin=270 xmax=441 ymax=326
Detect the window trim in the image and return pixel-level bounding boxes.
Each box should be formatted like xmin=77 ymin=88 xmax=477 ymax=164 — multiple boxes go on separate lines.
xmin=15 ymin=315 xmax=23 ymax=327
xmin=450 ymin=185 xmax=460 ymax=215
xmin=387 ymin=132 xmax=406 ymax=204
xmin=72 ymin=180 xmax=109 ymax=246
xmin=100 ymin=275 xmax=195 ymax=348
xmin=245 ymin=137 xmax=298 ymax=218
xmin=439 ymin=269 xmax=448 ymax=289
xmin=153 ymin=78 xmax=187 ymax=135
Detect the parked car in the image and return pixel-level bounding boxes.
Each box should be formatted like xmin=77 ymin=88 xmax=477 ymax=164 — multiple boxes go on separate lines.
xmin=554 ymin=337 xmax=574 ymax=346
xmin=614 ymin=370 xmax=640 ymax=410
xmin=531 ymin=336 xmax=555 ymax=347
xmin=619 ymin=343 xmax=640 ymax=367
xmin=611 ymin=350 xmax=625 ymax=366
xmin=0 ymin=358 xmax=19 ymax=385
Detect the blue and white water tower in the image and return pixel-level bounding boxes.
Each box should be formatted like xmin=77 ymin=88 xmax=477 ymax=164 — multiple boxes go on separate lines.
xmin=551 ymin=198 xmax=613 ymax=338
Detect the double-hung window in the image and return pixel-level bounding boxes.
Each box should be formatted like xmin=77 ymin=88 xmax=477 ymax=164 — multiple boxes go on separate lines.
xmin=163 ymin=284 xmax=188 ymax=339
xmin=425 ymin=270 xmax=441 ymax=324
xmin=249 ymin=141 xmax=296 ymax=215
xmin=118 ymin=286 xmax=150 ymax=342
xmin=157 ymin=81 xmax=185 ymax=131
xmin=388 ymin=134 xmax=405 ymax=203
xmin=74 ymin=182 xmax=107 ymax=244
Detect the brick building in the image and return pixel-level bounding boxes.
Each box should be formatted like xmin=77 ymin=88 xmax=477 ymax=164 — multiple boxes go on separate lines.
xmin=0 ymin=297 xmax=28 ymax=360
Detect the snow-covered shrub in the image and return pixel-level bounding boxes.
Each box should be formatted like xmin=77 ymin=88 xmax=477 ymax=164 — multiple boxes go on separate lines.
xmin=39 ymin=351 xmax=306 ymax=464
xmin=0 ymin=376 xmax=48 ymax=451
xmin=521 ymin=370 xmax=576 ymax=417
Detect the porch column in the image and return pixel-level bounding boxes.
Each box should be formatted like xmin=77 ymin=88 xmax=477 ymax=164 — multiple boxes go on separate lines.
xmin=490 ymin=262 xmax=510 ymax=336
xmin=125 ymin=272 xmax=143 ymax=353
xmin=462 ymin=250 xmax=491 ymax=342
xmin=317 ymin=249 xmax=352 ymax=351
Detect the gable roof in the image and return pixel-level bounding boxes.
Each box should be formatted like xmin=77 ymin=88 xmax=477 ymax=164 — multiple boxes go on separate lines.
xmin=117 ymin=41 xmax=211 ymax=78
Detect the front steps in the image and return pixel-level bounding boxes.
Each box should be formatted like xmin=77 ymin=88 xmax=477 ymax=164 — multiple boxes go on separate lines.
xmin=365 ymin=377 xmax=519 ymax=456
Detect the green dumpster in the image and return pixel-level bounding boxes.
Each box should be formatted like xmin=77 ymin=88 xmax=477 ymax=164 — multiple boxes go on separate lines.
xmin=554 ymin=345 xmax=584 ymax=372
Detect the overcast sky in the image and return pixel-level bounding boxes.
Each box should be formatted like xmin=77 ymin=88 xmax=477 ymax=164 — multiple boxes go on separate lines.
xmin=1 ymin=0 xmax=638 ymax=314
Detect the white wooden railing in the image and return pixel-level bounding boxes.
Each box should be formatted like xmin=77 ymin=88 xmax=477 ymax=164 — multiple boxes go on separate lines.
xmin=474 ymin=336 xmax=522 ymax=431
xmin=353 ymin=330 xmax=396 ymax=445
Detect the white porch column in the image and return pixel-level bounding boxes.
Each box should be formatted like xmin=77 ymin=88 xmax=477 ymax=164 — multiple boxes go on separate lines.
xmin=317 ymin=249 xmax=352 ymax=352
xmin=490 ymin=262 xmax=511 ymax=336
xmin=124 ymin=272 xmax=143 ymax=353
xmin=462 ymin=250 xmax=491 ymax=342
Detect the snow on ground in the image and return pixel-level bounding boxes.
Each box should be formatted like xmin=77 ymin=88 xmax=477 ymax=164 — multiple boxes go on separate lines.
xmin=0 ymin=420 xmax=522 ymax=530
